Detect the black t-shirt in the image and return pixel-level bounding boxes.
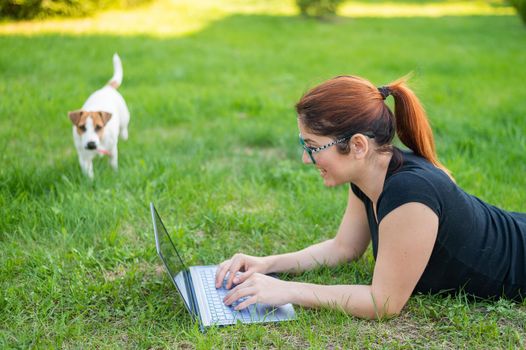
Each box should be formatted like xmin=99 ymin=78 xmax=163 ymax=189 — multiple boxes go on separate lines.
xmin=351 ymin=148 xmax=526 ymax=300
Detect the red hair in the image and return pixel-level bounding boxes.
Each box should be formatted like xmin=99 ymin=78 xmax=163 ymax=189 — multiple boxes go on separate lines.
xmin=296 ymin=75 xmax=452 ymax=179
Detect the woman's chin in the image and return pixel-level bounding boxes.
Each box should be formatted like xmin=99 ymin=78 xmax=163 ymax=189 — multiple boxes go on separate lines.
xmin=322 ymin=178 xmax=337 ymax=187
xmin=322 ymin=176 xmax=346 ymax=187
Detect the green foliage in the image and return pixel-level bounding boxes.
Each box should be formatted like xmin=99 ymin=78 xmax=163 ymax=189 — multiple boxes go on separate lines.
xmin=296 ymin=0 xmax=345 ymax=17
xmin=0 ymin=0 xmax=151 ymax=19
xmin=509 ymin=0 xmax=526 ymax=24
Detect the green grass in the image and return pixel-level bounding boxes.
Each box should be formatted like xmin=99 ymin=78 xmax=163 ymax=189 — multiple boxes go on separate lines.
xmin=1 ymin=0 xmax=525 ymax=348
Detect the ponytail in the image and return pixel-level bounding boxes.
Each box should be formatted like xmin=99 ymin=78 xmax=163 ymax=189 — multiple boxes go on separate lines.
xmin=386 ymin=76 xmax=454 ymax=180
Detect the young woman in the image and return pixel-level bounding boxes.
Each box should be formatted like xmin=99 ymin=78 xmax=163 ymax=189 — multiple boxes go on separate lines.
xmin=215 ymin=75 xmax=526 ymax=319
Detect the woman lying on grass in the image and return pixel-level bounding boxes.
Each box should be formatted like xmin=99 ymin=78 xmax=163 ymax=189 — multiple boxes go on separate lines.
xmin=215 ymin=75 xmax=526 ymax=319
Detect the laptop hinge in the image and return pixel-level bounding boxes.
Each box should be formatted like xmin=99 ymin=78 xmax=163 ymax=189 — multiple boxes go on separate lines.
xmin=184 ymin=269 xmax=204 ymax=332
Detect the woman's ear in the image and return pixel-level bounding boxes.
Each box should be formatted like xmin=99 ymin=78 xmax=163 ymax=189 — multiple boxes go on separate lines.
xmin=351 ymin=134 xmax=369 ymax=159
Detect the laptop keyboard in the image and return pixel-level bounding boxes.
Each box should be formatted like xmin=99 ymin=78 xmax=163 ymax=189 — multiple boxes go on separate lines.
xmin=200 ymin=268 xmax=254 ymax=323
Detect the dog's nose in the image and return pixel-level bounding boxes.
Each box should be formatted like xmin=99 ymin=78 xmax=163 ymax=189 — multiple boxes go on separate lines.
xmin=86 ymin=141 xmax=97 ymax=150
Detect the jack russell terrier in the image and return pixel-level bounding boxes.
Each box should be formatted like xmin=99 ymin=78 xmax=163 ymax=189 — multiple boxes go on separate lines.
xmin=68 ymin=53 xmax=130 ymax=179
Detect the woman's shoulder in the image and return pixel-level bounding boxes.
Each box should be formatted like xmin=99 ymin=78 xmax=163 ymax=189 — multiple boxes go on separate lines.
xmin=378 ymin=150 xmax=454 ymax=222
xmin=386 ymin=149 xmax=453 ymax=189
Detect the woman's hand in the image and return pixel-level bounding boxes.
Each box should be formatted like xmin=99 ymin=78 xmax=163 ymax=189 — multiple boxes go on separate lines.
xmin=223 ymin=273 xmax=291 ymax=310
xmin=215 ymin=253 xmax=269 ymax=289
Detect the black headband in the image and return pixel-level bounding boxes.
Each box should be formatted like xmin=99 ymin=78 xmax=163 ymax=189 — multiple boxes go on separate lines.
xmin=377 ymin=86 xmax=391 ymax=100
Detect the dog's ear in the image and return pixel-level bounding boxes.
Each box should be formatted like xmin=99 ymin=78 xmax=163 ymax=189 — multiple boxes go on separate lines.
xmin=100 ymin=111 xmax=112 ymax=125
xmin=68 ymin=110 xmax=83 ymax=125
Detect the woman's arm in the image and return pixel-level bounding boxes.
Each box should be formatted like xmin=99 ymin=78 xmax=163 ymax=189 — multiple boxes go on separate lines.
xmin=264 ymin=187 xmax=371 ymax=274
xmin=225 ymin=202 xmax=439 ymax=319
xmin=288 ymin=202 xmax=438 ymax=318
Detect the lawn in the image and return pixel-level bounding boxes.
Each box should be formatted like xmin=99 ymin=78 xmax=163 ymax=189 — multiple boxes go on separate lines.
xmin=1 ymin=0 xmax=525 ymax=348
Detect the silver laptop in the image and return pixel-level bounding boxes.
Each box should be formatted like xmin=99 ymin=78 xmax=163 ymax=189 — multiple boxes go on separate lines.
xmin=150 ymin=202 xmax=296 ymax=331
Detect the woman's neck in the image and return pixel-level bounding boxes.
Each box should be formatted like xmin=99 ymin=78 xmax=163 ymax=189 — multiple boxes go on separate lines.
xmin=352 ymin=152 xmax=393 ymax=203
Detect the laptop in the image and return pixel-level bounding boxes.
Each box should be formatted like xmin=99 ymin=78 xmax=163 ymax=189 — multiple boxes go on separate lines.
xmin=150 ymin=202 xmax=296 ymax=331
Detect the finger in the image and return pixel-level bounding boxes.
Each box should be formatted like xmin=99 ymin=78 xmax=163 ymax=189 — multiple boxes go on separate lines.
xmin=233 ymin=268 xmax=254 ymax=285
xmin=223 ymin=281 xmax=247 ymax=304
xmin=215 ymin=262 xmax=228 ymax=288
xmin=234 ymin=295 xmax=258 ymax=311
xmin=224 ymin=279 xmax=253 ymax=301
xmin=215 ymin=261 xmax=231 ymax=288
xmin=226 ymin=259 xmax=244 ymax=289
xmin=224 ymin=286 xmax=256 ymax=306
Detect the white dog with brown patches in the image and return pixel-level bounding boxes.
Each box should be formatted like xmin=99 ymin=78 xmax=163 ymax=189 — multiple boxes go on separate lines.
xmin=68 ymin=53 xmax=130 ymax=179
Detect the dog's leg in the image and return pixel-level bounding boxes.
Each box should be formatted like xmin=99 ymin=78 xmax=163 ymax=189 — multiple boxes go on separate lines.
xmin=109 ymin=146 xmax=118 ymax=171
xmin=85 ymin=159 xmax=94 ymax=179
xmin=119 ymin=107 xmax=130 ymax=141
xmin=79 ymin=155 xmax=94 ymax=179
xmin=79 ymin=155 xmax=88 ymax=176
xmin=120 ymin=127 xmax=128 ymax=141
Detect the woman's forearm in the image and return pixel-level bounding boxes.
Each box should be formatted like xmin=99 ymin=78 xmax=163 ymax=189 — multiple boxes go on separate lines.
xmin=263 ymin=238 xmax=351 ymax=274
xmin=286 ymin=281 xmax=391 ymax=319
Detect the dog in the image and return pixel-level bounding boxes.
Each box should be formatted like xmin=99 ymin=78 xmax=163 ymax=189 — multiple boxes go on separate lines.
xmin=68 ymin=53 xmax=130 ymax=179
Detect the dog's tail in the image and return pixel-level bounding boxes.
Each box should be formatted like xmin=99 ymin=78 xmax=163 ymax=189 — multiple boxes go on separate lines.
xmin=107 ymin=53 xmax=123 ymax=89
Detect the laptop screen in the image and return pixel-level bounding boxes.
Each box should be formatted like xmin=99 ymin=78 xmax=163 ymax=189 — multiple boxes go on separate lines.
xmin=151 ymin=203 xmax=187 ymax=279
xmin=151 ymin=203 xmax=192 ymax=312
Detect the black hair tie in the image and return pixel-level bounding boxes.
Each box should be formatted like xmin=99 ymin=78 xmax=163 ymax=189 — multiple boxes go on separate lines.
xmin=377 ymin=86 xmax=391 ymax=100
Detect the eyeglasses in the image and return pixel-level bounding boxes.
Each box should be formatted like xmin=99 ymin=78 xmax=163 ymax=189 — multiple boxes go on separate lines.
xmin=298 ymin=132 xmax=375 ymax=164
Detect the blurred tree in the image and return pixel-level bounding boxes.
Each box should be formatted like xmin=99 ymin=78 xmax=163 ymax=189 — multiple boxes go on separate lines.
xmin=0 ymin=0 xmax=151 ymax=20
xmin=509 ymin=0 xmax=526 ymax=24
xmin=296 ymin=0 xmax=345 ymax=18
